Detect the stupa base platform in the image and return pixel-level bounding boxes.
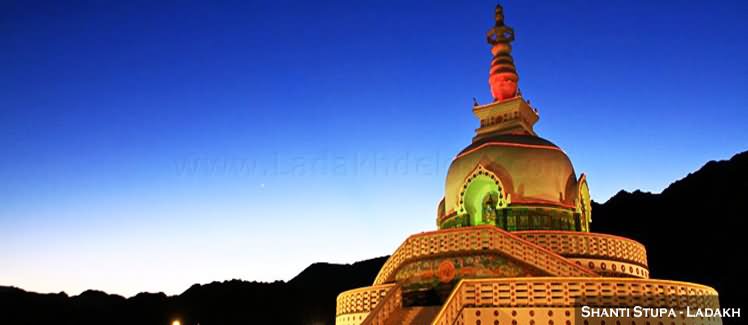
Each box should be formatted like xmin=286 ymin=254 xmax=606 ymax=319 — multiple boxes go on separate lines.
xmin=336 ymin=277 xmax=721 ymax=325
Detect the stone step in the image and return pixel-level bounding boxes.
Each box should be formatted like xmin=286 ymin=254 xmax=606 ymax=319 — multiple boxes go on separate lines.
xmin=385 ymin=306 xmax=441 ymax=325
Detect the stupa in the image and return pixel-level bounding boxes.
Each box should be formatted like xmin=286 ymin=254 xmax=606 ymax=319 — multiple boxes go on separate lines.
xmin=336 ymin=4 xmax=721 ymax=325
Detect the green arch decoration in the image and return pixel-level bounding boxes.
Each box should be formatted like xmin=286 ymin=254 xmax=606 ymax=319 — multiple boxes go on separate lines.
xmin=458 ymin=165 xmax=508 ymax=226
xmin=577 ymin=173 xmax=592 ymax=232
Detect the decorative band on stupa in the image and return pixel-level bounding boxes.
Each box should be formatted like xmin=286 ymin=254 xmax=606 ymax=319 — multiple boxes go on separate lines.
xmin=487 ymin=4 xmax=519 ymax=102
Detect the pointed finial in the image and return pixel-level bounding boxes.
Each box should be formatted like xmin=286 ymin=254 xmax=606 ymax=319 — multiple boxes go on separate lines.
xmin=494 ymin=4 xmax=505 ymax=26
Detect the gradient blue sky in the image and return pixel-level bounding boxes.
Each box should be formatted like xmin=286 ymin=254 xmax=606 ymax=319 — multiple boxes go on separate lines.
xmin=1 ymin=0 xmax=746 ymax=297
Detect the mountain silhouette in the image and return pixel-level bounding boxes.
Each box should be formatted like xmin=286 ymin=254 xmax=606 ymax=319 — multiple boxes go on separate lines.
xmin=0 ymin=257 xmax=388 ymax=325
xmin=591 ymin=150 xmax=748 ymax=323
xmin=1 ymin=151 xmax=746 ymax=325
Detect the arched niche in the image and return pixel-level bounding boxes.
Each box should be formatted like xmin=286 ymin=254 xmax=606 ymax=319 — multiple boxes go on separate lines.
xmin=458 ymin=165 xmax=509 ymax=226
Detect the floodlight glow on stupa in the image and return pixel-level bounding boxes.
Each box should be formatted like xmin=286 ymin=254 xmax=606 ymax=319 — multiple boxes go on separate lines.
xmin=335 ymin=4 xmax=722 ymax=325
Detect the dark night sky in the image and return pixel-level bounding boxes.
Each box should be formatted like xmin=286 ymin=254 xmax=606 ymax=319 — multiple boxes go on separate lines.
xmin=1 ymin=0 xmax=746 ymax=296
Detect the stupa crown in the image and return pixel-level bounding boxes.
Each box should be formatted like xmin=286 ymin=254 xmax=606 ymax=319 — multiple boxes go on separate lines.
xmin=487 ymin=4 xmax=519 ymax=102
xmin=475 ymin=4 xmax=538 ymax=140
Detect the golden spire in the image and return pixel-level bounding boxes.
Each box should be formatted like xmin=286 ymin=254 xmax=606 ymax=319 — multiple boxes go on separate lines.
xmin=486 ymin=4 xmax=519 ymax=102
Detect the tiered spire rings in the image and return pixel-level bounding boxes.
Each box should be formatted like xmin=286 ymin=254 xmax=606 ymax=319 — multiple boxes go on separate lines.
xmin=487 ymin=4 xmax=519 ymax=102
